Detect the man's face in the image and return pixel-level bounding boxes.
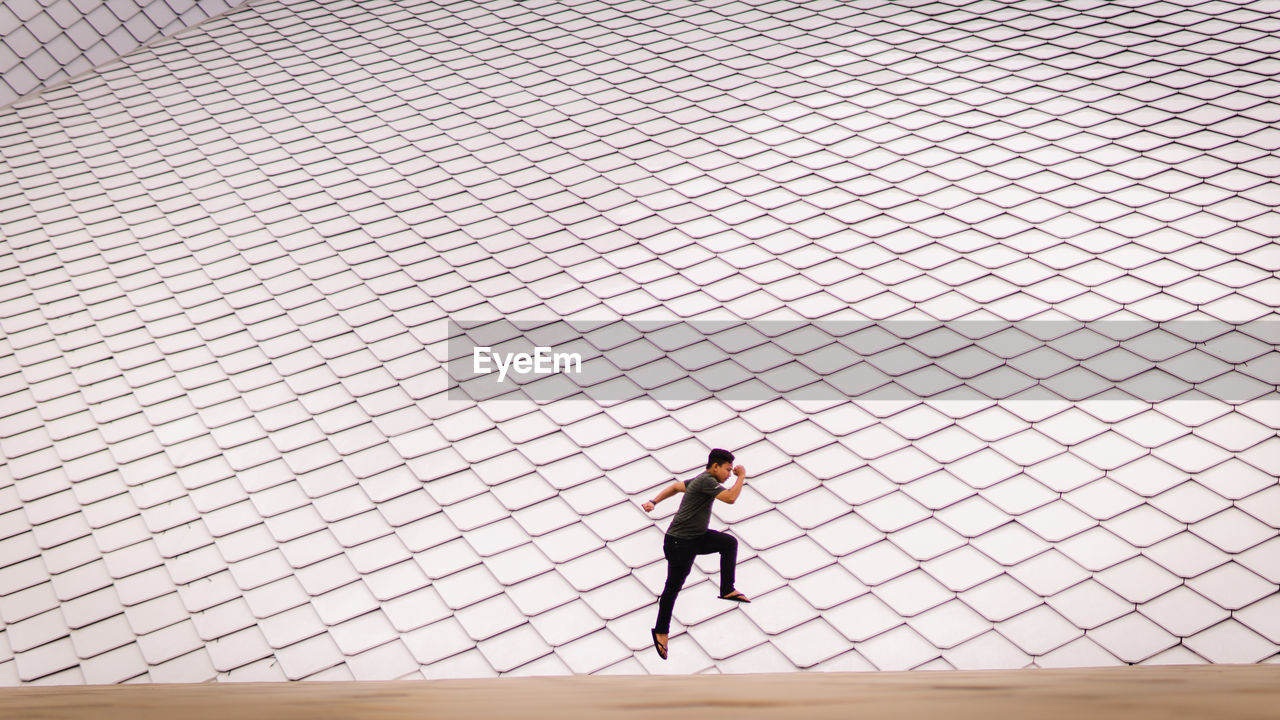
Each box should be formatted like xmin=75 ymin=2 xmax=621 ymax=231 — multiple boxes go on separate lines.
xmin=709 ymin=461 xmax=732 ymax=481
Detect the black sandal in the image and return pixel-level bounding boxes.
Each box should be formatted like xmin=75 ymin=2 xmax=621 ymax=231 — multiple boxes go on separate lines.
xmin=719 ymin=590 xmax=751 ymax=603
xmin=650 ymin=628 xmax=668 ymax=660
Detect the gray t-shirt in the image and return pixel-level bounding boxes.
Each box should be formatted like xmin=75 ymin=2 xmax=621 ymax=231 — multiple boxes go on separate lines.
xmin=666 ymin=471 xmax=726 ymax=539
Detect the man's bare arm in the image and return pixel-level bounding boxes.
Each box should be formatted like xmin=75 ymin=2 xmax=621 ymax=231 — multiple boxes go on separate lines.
xmin=716 ymin=465 xmax=746 ymax=504
xmin=642 ymin=481 xmax=686 ymax=512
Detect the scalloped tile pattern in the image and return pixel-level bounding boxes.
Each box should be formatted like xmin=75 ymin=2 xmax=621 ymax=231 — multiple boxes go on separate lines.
xmin=0 ymin=0 xmax=238 ymax=109
xmin=0 ymin=0 xmax=1278 ymax=686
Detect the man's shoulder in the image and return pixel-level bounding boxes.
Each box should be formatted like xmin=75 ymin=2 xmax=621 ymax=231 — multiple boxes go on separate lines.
xmin=688 ymin=471 xmax=722 ymax=490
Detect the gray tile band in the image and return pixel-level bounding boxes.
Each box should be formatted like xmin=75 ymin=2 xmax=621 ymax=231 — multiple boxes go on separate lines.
xmin=447 ymin=319 xmax=1279 ymax=401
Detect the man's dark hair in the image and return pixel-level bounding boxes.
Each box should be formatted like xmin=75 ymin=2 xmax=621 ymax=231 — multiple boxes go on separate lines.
xmin=706 ymin=448 xmax=734 ymax=469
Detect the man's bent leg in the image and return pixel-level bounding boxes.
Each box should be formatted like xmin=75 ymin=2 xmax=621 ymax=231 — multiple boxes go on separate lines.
xmin=695 ymin=530 xmax=738 ymax=597
xmin=655 ymin=536 xmax=696 ymax=635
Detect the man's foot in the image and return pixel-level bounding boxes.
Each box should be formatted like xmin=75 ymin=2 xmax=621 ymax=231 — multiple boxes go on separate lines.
xmin=719 ymin=590 xmax=751 ymax=603
xmin=650 ymin=629 xmax=668 ymax=660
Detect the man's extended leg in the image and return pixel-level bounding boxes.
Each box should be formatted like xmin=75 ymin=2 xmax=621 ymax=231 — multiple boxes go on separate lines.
xmin=694 ymin=529 xmax=739 ymax=597
xmin=655 ymin=536 xmax=697 ymax=636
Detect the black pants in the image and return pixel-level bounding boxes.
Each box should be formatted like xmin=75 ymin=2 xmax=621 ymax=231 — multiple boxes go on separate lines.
xmin=653 ymin=530 xmax=738 ymax=634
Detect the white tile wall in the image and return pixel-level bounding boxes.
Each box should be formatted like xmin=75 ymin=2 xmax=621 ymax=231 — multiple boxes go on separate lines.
xmin=0 ymin=0 xmax=1278 ymax=686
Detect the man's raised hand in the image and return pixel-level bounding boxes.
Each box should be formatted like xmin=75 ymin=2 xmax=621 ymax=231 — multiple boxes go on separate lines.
xmin=733 ymin=465 xmax=746 ymax=479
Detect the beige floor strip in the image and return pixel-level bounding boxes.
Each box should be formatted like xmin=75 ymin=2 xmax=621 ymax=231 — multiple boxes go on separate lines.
xmin=1 ymin=665 xmax=1278 ymax=719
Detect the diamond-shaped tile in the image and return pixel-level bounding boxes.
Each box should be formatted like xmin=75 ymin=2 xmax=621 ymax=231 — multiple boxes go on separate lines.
xmin=1139 ymin=586 xmax=1231 ymax=638
xmin=1139 ymin=644 xmax=1210 ymax=667
xmin=943 ymin=630 xmax=1032 ymax=670
xmin=887 ymin=518 xmax=967 ymax=562
xmin=1152 ymin=434 xmax=1234 ymax=473
xmin=972 ymin=522 xmax=1051 ymax=566
xmin=1183 ymin=619 xmax=1279 ymax=664
xmin=771 ymin=618 xmax=849 ymax=668
xmin=1095 ymin=555 xmax=1182 ymax=604
xmin=825 ymin=592 xmax=903 ymax=644
xmin=1145 ymin=531 xmax=1231 ymax=579
xmin=686 ymin=609 xmax=768 ymax=661
xmin=1186 ymin=562 xmax=1275 ymax=611
xmin=1071 ymin=431 xmax=1148 ymax=471
xmin=1150 ymin=481 xmax=1233 ymax=524
xmin=790 ymin=564 xmax=868 ymax=611
xmin=1197 ymin=459 xmax=1278 ymax=504
xmin=857 ymin=491 xmax=931 ymax=533
xmin=838 ymin=540 xmax=916 ymax=586
xmin=872 ymin=569 xmax=954 ymax=617
xmin=1057 ymin=526 xmax=1140 ymax=572
xmin=1189 ymin=507 xmax=1274 ymax=554
xmin=808 ymin=512 xmax=883 ymax=557
xmin=1010 ymin=549 xmax=1090 ymax=597
xmin=854 ymin=623 xmax=939 ymax=671
xmin=1107 ymin=455 xmax=1187 ymax=497
xmin=906 ymin=599 xmax=991 ymax=650
xmin=947 ymin=448 xmax=1021 ymax=489
xmin=921 ymin=544 xmax=1004 ymax=593
xmin=1019 ymin=499 xmax=1098 ymax=542
xmin=776 ymin=487 xmax=850 ymax=530
xmin=1025 ymin=452 xmax=1103 ymax=493
xmin=1036 ymin=636 xmax=1124 ymax=668
xmin=1236 ymin=594 xmax=1280 ymax=645
xmin=1088 ymin=612 xmax=1179 ymax=663
xmin=1237 ymin=537 xmax=1280 ymax=585
xmin=1102 ymin=504 xmax=1183 ymax=548
xmin=935 ymin=496 xmax=1011 ymax=538
xmin=999 ymin=604 xmax=1083 ymax=656
xmin=959 ymin=574 xmax=1042 ymax=623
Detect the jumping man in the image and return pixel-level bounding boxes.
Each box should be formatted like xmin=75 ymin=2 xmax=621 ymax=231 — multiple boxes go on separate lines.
xmin=641 ymin=447 xmax=750 ymax=660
